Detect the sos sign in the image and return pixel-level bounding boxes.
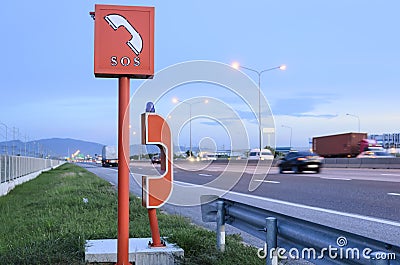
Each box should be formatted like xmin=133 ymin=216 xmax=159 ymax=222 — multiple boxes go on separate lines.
xmin=93 ymin=4 xmax=154 ymax=78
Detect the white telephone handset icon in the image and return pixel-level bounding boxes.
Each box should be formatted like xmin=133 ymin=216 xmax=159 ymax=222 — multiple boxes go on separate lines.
xmin=104 ymin=14 xmax=143 ymax=55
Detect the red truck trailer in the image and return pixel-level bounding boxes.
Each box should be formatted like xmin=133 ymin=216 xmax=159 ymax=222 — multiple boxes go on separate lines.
xmin=312 ymin=132 xmax=369 ymax=158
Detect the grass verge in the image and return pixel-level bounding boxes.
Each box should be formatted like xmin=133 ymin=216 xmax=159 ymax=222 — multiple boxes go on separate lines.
xmin=0 ymin=163 xmax=264 ymax=265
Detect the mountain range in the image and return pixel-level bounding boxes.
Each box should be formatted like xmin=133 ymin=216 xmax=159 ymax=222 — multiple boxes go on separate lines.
xmin=0 ymin=138 xmax=104 ymax=158
xmin=0 ymin=138 xmax=193 ymax=158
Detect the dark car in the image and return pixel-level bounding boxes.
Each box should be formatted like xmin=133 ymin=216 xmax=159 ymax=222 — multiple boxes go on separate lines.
xmin=278 ymin=151 xmax=323 ymax=173
xmin=151 ymin=155 xmax=161 ymax=164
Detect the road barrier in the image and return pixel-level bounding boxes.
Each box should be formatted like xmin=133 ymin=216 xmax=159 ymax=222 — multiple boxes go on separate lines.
xmin=0 ymin=155 xmax=64 ymax=196
xmin=201 ymin=196 xmax=399 ymax=265
xmin=209 ymin=157 xmax=400 ymax=169
xmin=166 ymin=158 xmax=400 ymax=169
xmin=322 ymin=158 xmax=400 ymax=169
xmin=135 ymin=157 xmax=400 ymax=169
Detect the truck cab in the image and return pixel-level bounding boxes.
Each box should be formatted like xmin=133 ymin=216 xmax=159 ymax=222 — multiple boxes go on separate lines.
xmin=359 ymin=139 xmax=382 ymax=153
xmin=102 ymin=146 xmax=118 ymax=167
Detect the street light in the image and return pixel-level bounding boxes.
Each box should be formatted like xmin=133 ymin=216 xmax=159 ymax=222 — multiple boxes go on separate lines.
xmin=231 ymin=62 xmax=286 ymax=150
xmin=131 ymin=131 xmax=141 ymax=161
xmin=12 ymin=126 xmax=19 ymax=156
xmin=346 ymin=113 xmax=360 ymax=132
xmin=172 ymin=97 xmax=208 ymax=157
xmin=281 ymin=125 xmax=293 ymax=150
xmin=0 ymin=122 xmax=8 ymax=155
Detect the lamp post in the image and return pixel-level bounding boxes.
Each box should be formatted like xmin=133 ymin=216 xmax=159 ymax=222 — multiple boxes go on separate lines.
xmin=0 ymin=122 xmax=8 ymax=155
xmin=132 ymin=131 xmax=141 ymax=161
xmin=12 ymin=127 xmax=19 ymax=156
xmin=346 ymin=113 xmax=360 ymax=132
xmin=172 ymin=98 xmax=208 ymax=157
xmin=281 ymin=125 xmax=292 ymax=150
xmin=232 ymin=62 xmax=286 ymax=150
xmin=24 ymin=134 xmax=28 ymax=156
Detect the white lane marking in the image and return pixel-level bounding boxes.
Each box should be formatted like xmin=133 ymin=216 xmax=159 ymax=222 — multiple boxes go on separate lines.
xmin=381 ymin=173 xmax=400 ymax=177
xmin=174 ymin=181 xmax=400 ymax=227
xmin=199 ymin=173 xmax=213 ymax=177
xmin=254 ymin=180 xmax=280 ymax=184
xmin=320 ymin=177 xmax=352 ymax=181
xmin=388 ymin=193 xmax=400 ymax=196
xmin=138 ymin=167 xmax=143 ymax=169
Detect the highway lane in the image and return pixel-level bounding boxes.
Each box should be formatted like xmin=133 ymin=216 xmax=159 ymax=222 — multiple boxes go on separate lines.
xmin=129 ymin=161 xmax=400 ymax=222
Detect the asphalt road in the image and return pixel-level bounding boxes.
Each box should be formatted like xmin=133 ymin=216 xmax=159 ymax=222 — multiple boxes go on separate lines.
xmin=78 ymin=161 xmax=400 ymax=247
xmin=127 ymin=161 xmax=400 ymax=221
xmin=183 ymin=165 xmax=400 ymax=221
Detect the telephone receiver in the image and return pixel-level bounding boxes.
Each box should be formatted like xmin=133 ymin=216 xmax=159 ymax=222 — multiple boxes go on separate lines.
xmin=141 ymin=112 xmax=173 ymax=208
xmin=104 ymin=14 xmax=143 ymax=55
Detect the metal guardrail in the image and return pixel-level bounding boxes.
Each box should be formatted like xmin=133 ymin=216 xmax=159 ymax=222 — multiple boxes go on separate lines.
xmin=201 ymin=196 xmax=399 ymax=265
xmin=0 ymin=155 xmax=63 ymax=191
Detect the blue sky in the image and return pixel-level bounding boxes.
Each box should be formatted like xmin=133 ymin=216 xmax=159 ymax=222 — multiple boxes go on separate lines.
xmin=1 ymin=1 xmax=399 ymax=150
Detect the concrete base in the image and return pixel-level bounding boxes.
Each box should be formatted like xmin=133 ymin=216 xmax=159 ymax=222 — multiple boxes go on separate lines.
xmin=85 ymin=238 xmax=184 ymax=264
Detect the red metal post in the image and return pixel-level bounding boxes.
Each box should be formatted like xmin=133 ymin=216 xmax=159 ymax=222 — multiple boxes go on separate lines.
xmin=148 ymin=208 xmax=163 ymax=247
xmin=117 ymin=77 xmax=132 ymax=265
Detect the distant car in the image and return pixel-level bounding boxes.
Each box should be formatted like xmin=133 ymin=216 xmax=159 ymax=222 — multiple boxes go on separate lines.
xmin=357 ymin=150 xmax=395 ymax=158
xmin=248 ymin=149 xmax=274 ymax=160
xmin=260 ymin=149 xmax=274 ymax=160
xmin=199 ymin=153 xmax=217 ymax=161
xmin=278 ymin=151 xmax=323 ymax=173
xmin=151 ymin=155 xmax=161 ymax=164
xmin=95 ymin=156 xmax=102 ymax=164
xmin=203 ymin=154 xmax=217 ymax=161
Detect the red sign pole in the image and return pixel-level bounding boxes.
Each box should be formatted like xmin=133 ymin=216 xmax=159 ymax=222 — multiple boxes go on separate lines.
xmin=93 ymin=5 xmax=154 ymax=263
xmin=117 ymin=76 xmax=131 ymax=265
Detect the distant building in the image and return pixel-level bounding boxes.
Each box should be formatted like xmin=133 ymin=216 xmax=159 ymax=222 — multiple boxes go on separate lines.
xmin=369 ymin=133 xmax=400 ymax=149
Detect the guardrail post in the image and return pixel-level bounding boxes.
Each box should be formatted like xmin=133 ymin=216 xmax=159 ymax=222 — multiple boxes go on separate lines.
xmin=216 ymin=200 xmax=226 ymax=252
xmin=370 ymin=252 xmax=390 ymax=265
xmin=266 ymin=217 xmax=277 ymax=265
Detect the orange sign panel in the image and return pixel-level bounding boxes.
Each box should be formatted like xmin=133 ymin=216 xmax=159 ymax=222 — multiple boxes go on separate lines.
xmin=94 ymin=5 xmax=154 ymax=78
